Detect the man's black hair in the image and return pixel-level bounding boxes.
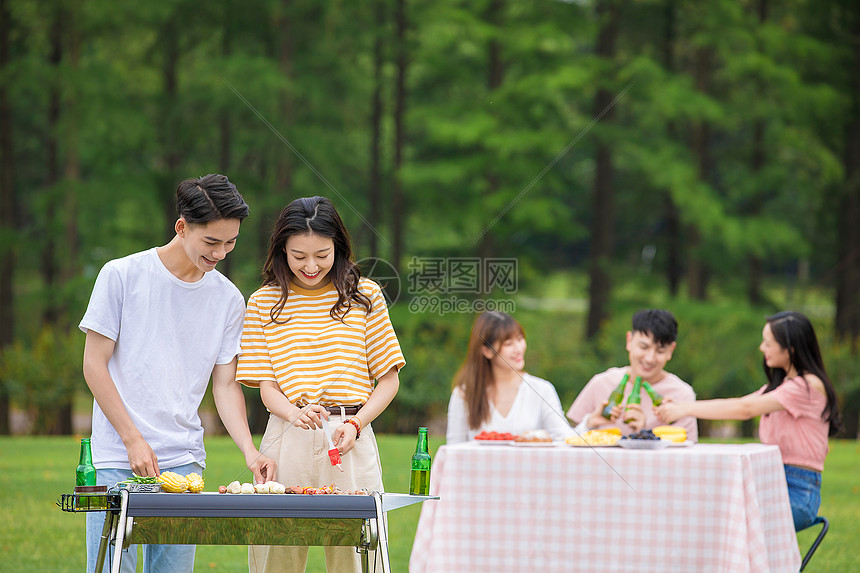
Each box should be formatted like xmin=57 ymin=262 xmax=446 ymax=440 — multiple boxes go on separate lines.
xmin=631 ymin=309 xmax=678 ymax=346
xmin=176 ymin=173 xmax=249 ymax=224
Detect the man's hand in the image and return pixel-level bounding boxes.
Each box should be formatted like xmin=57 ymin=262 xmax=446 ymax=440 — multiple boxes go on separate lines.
xmin=587 ymin=401 xmax=615 ymax=428
xmin=622 ymin=403 xmax=646 ymax=433
xmin=245 ymin=450 xmax=277 ymax=484
xmin=125 ymin=435 xmax=160 ymax=477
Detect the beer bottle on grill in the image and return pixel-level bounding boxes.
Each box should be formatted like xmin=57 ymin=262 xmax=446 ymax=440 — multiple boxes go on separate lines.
xmin=623 ymin=376 xmax=643 ymax=423
xmin=642 ymin=381 xmax=663 ymax=406
xmin=410 ymin=427 xmax=431 ymax=496
xmin=601 ymin=373 xmax=629 ymax=420
xmin=76 ymin=437 xmax=97 ymax=486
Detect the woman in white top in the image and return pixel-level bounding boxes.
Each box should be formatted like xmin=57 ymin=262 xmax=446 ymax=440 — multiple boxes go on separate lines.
xmin=446 ymin=311 xmax=573 ymax=444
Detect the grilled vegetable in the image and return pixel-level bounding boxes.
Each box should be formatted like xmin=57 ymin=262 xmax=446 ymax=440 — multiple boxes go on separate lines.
xmin=185 ymin=472 xmax=205 ymax=493
xmin=158 ymin=471 xmax=188 ymax=493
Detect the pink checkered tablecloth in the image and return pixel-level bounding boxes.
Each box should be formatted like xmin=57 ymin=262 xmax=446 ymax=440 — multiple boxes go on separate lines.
xmin=409 ymin=442 xmax=800 ymax=573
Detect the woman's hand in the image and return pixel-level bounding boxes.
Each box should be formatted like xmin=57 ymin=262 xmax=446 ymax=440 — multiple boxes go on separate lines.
xmin=332 ymin=421 xmax=359 ymax=455
xmin=655 ymin=398 xmax=684 ymax=424
xmin=287 ymin=403 xmax=328 ymax=430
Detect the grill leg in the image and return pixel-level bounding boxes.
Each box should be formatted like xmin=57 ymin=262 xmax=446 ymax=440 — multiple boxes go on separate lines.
xmin=94 ymin=510 xmax=115 ymax=573
xmin=372 ymin=492 xmax=391 ymax=573
xmin=111 ymin=489 xmax=130 ymax=573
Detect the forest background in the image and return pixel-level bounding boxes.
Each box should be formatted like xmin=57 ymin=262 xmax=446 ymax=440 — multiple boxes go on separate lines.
xmin=1 ymin=0 xmax=858 ymax=440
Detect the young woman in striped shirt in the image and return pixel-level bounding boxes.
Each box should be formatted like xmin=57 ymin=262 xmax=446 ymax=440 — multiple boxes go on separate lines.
xmin=237 ymin=196 xmax=405 ymax=573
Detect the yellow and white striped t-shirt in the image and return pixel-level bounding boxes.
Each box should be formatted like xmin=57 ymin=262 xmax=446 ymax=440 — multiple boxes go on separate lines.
xmin=237 ymin=278 xmax=405 ymax=406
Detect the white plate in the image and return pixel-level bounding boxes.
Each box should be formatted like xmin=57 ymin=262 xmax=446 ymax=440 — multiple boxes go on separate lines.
xmin=618 ymin=439 xmax=670 ymax=450
xmin=473 ymin=439 xmax=515 ymax=446
xmin=667 ymin=440 xmax=694 ymax=447
xmin=565 ymin=441 xmax=620 ymax=448
xmin=510 ymin=441 xmax=556 ymax=447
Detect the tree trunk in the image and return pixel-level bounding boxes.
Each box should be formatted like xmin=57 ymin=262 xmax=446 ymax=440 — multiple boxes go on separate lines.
xmin=746 ymin=0 xmax=768 ymax=307
xmin=391 ymin=0 xmax=407 ymax=275
xmin=835 ymin=5 xmax=860 ymax=348
xmin=480 ymin=0 xmax=504 ymax=262
xmin=367 ymin=0 xmax=384 ymax=260
xmin=42 ymin=9 xmax=62 ymax=328
xmin=662 ymin=0 xmax=681 ymax=297
xmin=161 ymin=19 xmax=181 ymax=237
xmin=218 ymin=7 xmax=234 ymax=282
xmin=687 ymin=46 xmax=712 ymax=301
xmin=240 ymin=0 xmax=298 ymax=433
xmin=0 ymin=0 xmax=15 ymax=434
xmin=586 ymin=0 xmax=620 ymax=339
xmin=57 ymin=0 xmax=83 ymax=436
xmin=62 ymin=0 xmax=80 ymax=288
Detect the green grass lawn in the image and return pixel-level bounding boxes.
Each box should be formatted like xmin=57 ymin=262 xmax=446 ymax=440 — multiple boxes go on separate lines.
xmin=0 ymin=435 xmax=856 ymax=572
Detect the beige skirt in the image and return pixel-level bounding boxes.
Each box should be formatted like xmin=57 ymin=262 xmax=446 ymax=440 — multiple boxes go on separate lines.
xmin=249 ymin=413 xmax=385 ymax=573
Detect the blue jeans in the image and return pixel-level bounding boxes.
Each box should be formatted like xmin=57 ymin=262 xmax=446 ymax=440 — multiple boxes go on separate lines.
xmin=86 ymin=463 xmax=202 ymax=573
xmin=784 ymin=464 xmax=821 ymax=531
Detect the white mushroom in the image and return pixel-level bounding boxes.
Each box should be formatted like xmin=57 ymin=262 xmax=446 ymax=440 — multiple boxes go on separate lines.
xmin=267 ymin=481 xmax=286 ymax=494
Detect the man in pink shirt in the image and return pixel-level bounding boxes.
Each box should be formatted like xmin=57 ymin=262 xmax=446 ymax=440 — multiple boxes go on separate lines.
xmin=566 ymin=309 xmax=698 ymax=441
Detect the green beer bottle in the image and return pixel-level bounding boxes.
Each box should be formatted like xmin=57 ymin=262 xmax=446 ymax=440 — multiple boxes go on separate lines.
xmin=642 ymin=381 xmax=663 ymax=406
xmin=409 ymin=427 xmax=431 ymax=496
xmin=623 ymin=376 xmax=643 ymax=423
xmin=601 ymin=373 xmax=630 ymax=420
xmin=76 ymin=437 xmax=97 ymax=487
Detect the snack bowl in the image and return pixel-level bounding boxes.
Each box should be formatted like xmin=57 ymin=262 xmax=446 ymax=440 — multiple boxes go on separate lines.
xmin=617 ymin=438 xmax=670 ymax=450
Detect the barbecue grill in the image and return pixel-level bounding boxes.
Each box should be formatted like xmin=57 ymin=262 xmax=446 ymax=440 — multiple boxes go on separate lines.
xmin=60 ymin=488 xmax=437 ymax=573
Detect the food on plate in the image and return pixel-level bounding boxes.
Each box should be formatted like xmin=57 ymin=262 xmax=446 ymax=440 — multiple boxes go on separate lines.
xmin=514 ymin=429 xmax=552 ymax=443
xmin=621 ymin=429 xmax=661 ymax=441
xmin=653 ymin=425 xmax=687 ymax=443
xmin=240 ymin=482 xmax=255 ymax=494
xmin=254 ymin=482 xmax=270 ymax=494
xmin=226 ymin=480 xmax=242 ymax=494
xmin=158 ymin=471 xmax=189 ymax=493
xmin=474 ymin=431 xmax=517 ymax=441
xmin=218 ymin=485 xmax=228 ymax=494
xmin=565 ymin=428 xmax=622 ymax=446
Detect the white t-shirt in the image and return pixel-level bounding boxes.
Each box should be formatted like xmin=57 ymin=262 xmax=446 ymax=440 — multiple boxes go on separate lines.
xmin=79 ymin=248 xmax=245 ymax=469
xmin=446 ymin=373 xmax=574 ymax=444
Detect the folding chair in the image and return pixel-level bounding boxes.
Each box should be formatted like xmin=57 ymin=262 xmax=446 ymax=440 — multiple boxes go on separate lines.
xmin=798 ymin=516 xmax=829 ymax=572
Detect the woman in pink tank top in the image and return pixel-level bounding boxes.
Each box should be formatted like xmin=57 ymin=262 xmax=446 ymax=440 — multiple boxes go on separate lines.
xmin=656 ymin=311 xmax=841 ymax=531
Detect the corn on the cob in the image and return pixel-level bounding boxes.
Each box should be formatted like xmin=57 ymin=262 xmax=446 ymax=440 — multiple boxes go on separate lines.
xmin=158 ymin=471 xmax=188 ymax=493
xmin=185 ymin=472 xmax=205 ymax=493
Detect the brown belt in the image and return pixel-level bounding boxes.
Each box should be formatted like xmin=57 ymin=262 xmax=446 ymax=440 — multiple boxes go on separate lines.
xmin=322 ymin=405 xmax=362 ymax=416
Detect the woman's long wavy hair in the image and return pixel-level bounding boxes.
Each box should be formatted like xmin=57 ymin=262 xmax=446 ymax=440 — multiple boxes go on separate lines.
xmin=262 ymin=196 xmax=371 ymax=324
xmin=453 ymin=311 xmax=525 ymax=430
xmin=762 ymin=311 xmax=842 ymax=437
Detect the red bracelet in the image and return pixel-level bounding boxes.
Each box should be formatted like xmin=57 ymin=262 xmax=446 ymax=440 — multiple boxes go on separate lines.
xmin=346 ymin=417 xmax=361 ymax=439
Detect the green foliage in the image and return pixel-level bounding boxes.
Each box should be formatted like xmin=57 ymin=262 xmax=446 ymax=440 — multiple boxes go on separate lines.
xmin=0 ymin=326 xmax=85 ymax=434
xmin=2 ymin=0 xmax=858 ymax=439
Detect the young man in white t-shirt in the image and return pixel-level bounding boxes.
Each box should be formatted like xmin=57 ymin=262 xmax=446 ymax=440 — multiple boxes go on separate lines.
xmin=79 ymin=174 xmax=276 ymax=573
